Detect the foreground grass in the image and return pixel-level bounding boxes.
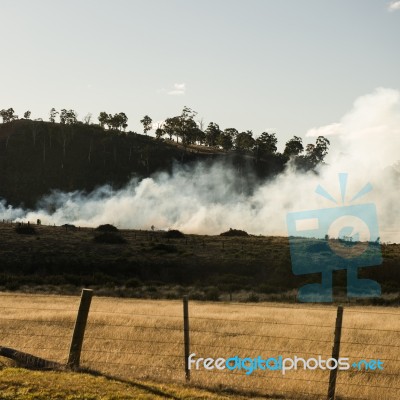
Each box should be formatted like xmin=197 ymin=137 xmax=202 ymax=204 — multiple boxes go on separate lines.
xmin=0 ymin=294 xmax=399 ymax=399
xmin=0 ymin=367 xmax=267 ymax=400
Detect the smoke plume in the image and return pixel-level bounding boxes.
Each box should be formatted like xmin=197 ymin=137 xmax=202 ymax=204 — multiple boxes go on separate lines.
xmin=1 ymin=88 xmax=399 ymax=241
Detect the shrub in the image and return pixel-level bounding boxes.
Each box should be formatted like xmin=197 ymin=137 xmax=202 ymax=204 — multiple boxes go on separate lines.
xmin=220 ymin=228 xmax=249 ymax=237
xmin=96 ymin=224 xmax=118 ymax=232
xmin=246 ymin=293 xmax=260 ymax=302
xmin=16 ymin=225 xmax=36 ymax=235
xmin=307 ymin=242 xmax=330 ymax=253
xmin=164 ymin=229 xmax=185 ymax=239
xmin=125 ymin=278 xmax=142 ymax=288
xmin=204 ymin=286 xmax=221 ymax=301
xmin=62 ymin=224 xmax=76 ymax=231
xmin=94 ymin=232 xmax=127 ymax=244
xmin=151 ymin=243 xmax=178 ymax=253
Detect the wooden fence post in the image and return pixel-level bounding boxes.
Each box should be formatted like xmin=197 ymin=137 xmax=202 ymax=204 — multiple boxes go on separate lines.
xmin=327 ymin=305 xmax=344 ymax=400
xmin=67 ymin=289 xmax=93 ymax=370
xmin=183 ymin=295 xmax=190 ymax=382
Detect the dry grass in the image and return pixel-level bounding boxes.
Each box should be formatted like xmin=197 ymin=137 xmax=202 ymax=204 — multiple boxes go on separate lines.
xmin=0 ymin=368 xmax=266 ymax=400
xmin=0 ymin=293 xmax=399 ymax=399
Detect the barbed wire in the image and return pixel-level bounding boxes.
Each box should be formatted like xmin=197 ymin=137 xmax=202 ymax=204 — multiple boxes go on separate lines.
xmin=345 ymin=309 xmax=400 ymax=316
xmin=0 ymin=305 xmax=77 ymax=312
xmin=188 ymin=328 xmax=333 ymax=343
xmin=340 ymin=340 xmax=400 ymax=348
xmin=191 ymin=302 xmax=339 ymax=312
xmin=0 ymin=318 xmax=74 ymax=325
xmin=341 ymin=326 xmax=400 ymax=333
xmin=1 ymin=306 xmax=400 ymax=331
xmin=0 ymin=331 xmax=71 ymax=339
xmin=190 ymin=342 xmax=332 ymax=357
xmin=336 ymin=380 xmax=400 ymax=391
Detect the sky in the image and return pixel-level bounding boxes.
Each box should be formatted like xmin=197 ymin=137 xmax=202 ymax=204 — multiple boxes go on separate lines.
xmin=1 ymin=0 xmax=399 ymax=149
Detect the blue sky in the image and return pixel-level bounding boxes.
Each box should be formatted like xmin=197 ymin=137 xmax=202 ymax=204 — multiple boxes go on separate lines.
xmin=1 ymin=0 xmax=399 ymax=147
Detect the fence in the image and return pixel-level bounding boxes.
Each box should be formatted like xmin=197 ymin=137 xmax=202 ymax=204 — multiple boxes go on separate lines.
xmin=0 ymin=291 xmax=399 ymax=400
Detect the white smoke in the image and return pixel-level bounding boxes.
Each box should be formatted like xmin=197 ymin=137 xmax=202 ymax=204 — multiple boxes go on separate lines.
xmin=1 ymin=88 xmax=400 ymax=241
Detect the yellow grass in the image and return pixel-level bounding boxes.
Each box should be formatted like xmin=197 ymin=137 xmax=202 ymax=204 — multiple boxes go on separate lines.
xmin=0 ymin=292 xmax=399 ymax=399
xmin=0 ymin=368 xmax=267 ymax=400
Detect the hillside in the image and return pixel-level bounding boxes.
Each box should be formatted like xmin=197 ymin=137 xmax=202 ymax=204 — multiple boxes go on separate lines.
xmin=0 ymin=222 xmax=398 ymax=304
xmin=0 ymin=120 xmax=285 ymax=208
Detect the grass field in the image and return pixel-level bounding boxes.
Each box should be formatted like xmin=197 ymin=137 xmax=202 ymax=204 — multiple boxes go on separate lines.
xmin=0 ymin=293 xmax=399 ymax=399
xmin=0 ymin=367 xmax=269 ymax=400
xmin=0 ymin=221 xmax=399 ymax=304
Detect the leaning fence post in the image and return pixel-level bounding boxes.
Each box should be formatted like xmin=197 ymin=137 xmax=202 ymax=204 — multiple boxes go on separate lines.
xmin=183 ymin=295 xmax=190 ymax=382
xmin=327 ymin=305 xmax=344 ymax=400
xmin=67 ymin=289 xmax=93 ymax=370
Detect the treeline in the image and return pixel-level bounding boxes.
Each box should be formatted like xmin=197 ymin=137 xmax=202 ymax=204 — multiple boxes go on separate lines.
xmin=152 ymin=107 xmax=330 ymax=170
xmin=1 ymin=106 xmax=330 ymax=171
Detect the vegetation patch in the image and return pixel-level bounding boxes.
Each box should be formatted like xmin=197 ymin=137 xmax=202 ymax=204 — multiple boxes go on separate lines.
xmin=220 ymin=228 xmax=249 ymax=237
xmin=15 ymin=225 xmax=36 ymax=235
xmin=0 ymin=367 xmax=252 ymax=400
xmin=61 ymin=224 xmax=76 ymax=231
xmin=95 ymin=224 xmax=118 ymax=232
xmin=94 ymin=233 xmax=127 ymax=244
xmin=164 ymin=229 xmax=185 ymax=239
xmin=151 ymin=243 xmax=178 ymax=253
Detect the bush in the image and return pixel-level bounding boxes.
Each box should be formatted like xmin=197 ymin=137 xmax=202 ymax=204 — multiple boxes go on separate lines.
xmin=246 ymin=293 xmax=260 ymax=302
xmin=220 ymin=228 xmax=249 ymax=237
xmin=204 ymin=287 xmax=221 ymax=301
xmin=125 ymin=278 xmax=142 ymax=288
xmin=16 ymin=225 xmax=36 ymax=235
xmin=96 ymin=224 xmax=118 ymax=232
xmin=151 ymin=243 xmax=178 ymax=253
xmin=62 ymin=224 xmax=76 ymax=231
xmin=164 ymin=229 xmax=185 ymax=239
xmin=94 ymin=233 xmax=127 ymax=244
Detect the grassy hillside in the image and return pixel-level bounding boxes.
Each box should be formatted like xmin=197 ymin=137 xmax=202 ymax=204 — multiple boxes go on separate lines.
xmin=0 ymin=222 xmax=398 ymax=303
xmin=0 ymin=120 xmax=284 ymax=208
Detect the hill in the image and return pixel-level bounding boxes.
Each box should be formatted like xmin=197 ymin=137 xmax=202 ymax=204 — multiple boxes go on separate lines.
xmin=0 ymin=120 xmax=285 ymax=208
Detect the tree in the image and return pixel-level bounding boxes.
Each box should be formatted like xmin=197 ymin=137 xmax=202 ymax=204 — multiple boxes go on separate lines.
xmin=305 ymin=136 xmax=330 ymax=165
xmin=60 ymin=109 xmax=77 ymax=125
xmin=294 ymin=136 xmax=330 ymax=170
xmin=314 ymin=136 xmax=330 ymax=162
xmin=155 ymin=126 xmax=165 ymax=139
xmin=194 ymin=126 xmax=206 ymax=145
xmin=0 ymin=108 xmax=17 ymax=123
xmin=283 ymin=136 xmax=303 ymax=158
xmin=234 ymin=130 xmax=255 ymax=151
xmin=255 ymin=132 xmax=278 ymax=157
xmin=217 ymin=128 xmax=237 ymax=151
xmin=98 ymin=112 xmax=109 ymax=129
xmin=163 ymin=116 xmax=181 ymax=141
xmin=49 ymin=108 xmax=58 ymax=123
xmin=118 ymin=112 xmax=128 ymax=131
xmin=110 ymin=112 xmax=128 ymax=131
xmin=140 ymin=115 xmax=152 ymax=135
xmin=205 ymin=122 xmax=221 ymax=147
xmin=99 ymin=112 xmax=128 ymax=131
xmin=23 ymin=111 xmax=31 ymax=119
xmin=173 ymin=106 xmax=198 ymax=145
